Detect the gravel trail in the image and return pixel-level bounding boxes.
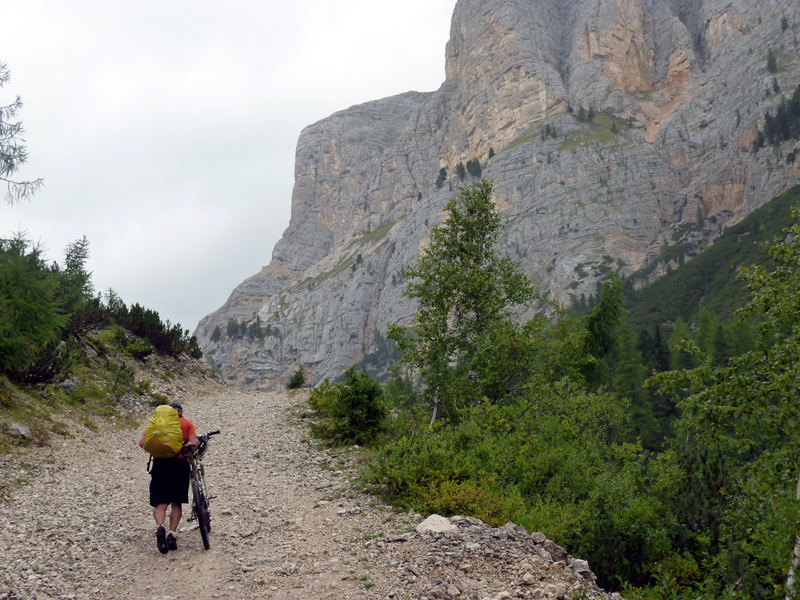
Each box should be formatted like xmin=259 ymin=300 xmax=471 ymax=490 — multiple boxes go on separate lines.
xmin=0 ymin=381 xmax=617 ymax=600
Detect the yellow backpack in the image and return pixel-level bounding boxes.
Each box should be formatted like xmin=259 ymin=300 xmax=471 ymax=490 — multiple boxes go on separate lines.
xmin=143 ymin=405 xmax=183 ymax=458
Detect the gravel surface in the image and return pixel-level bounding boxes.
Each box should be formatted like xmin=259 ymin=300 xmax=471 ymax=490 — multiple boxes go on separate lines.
xmin=0 ymin=381 xmax=620 ymax=600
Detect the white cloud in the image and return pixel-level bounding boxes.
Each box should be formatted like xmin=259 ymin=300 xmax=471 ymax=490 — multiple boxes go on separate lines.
xmin=2 ymin=0 xmax=454 ymax=331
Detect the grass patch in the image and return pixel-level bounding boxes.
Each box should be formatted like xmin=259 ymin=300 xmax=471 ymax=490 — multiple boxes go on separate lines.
xmin=502 ymin=125 xmax=542 ymax=152
xmin=559 ymin=113 xmax=629 ymax=151
xmin=350 ymin=221 xmax=396 ymax=249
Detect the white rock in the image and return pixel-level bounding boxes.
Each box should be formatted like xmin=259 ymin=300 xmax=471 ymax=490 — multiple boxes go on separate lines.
xmin=416 ymin=514 xmax=457 ymax=534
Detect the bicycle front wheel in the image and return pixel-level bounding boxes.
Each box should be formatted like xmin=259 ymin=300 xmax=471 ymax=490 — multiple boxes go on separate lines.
xmin=192 ymin=479 xmax=211 ymax=550
xmin=198 ymin=463 xmax=211 ymax=533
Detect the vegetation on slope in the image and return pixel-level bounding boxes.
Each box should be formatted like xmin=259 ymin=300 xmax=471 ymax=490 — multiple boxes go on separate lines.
xmin=308 ymin=180 xmax=800 ymax=600
xmin=0 ymin=232 xmax=206 ymax=457
xmin=1 ymin=60 xmax=206 ymax=460
xmin=624 ymin=185 xmax=800 ymax=331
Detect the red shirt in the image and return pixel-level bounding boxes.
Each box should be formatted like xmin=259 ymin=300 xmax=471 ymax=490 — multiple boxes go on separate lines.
xmin=177 ymin=416 xmax=196 ymax=459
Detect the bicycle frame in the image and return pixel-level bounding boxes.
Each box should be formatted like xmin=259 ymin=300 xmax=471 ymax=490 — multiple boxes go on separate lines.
xmin=185 ymin=431 xmax=219 ymax=549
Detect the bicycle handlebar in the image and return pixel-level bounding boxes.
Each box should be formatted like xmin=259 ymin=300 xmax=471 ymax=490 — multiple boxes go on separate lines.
xmin=183 ymin=431 xmax=220 ymax=456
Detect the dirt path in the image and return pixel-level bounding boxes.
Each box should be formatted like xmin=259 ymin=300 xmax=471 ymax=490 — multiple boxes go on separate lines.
xmin=0 ymin=383 xmax=618 ymax=600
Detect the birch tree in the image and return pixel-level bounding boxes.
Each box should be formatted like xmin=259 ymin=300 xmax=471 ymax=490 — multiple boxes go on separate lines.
xmin=388 ymin=179 xmax=536 ymax=424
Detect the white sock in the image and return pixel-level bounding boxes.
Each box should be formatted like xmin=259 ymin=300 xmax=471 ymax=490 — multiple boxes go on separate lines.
xmin=168 ymin=530 xmax=176 ymax=537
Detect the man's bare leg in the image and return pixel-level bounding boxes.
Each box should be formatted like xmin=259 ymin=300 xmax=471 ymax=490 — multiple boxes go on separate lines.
xmin=153 ymin=503 xmax=167 ymax=525
xmin=169 ymin=502 xmax=182 ymax=532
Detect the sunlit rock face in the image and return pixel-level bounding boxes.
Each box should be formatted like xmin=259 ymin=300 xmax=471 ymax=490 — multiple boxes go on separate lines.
xmin=197 ymin=0 xmax=800 ymax=389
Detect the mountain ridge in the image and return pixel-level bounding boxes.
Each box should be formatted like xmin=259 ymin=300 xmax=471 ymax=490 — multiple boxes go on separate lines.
xmin=197 ymin=0 xmax=800 ymax=389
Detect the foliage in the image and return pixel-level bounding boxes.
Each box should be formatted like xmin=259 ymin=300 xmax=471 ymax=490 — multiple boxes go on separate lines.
xmin=435 ymin=167 xmax=447 ymax=188
xmin=349 ymin=330 xmax=400 ymax=383
xmin=0 ymin=235 xmax=66 ymax=377
xmin=124 ymin=337 xmax=154 ymax=360
xmin=582 ymin=276 xmax=624 ymax=386
xmin=1 ymin=227 xmax=201 ymax=382
xmin=389 ymin=179 xmax=537 ymax=423
xmin=758 ymin=84 xmax=800 ymax=148
xmin=308 ymin=368 xmax=387 ymax=445
xmin=624 ymin=185 xmax=800 ymax=332
xmin=366 ymin=381 xmax=677 ymax=589
xmin=575 ymin=105 xmax=597 ymax=123
xmin=766 ymin=47 xmax=778 ymax=74
xmin=226 ymin=318 xmax=241 ymax=338
xmin=246 ymin=318 xmax=264 ymax=341
xmin=287 ymin=366 xmax=306 ymax=389
xmin=359 ymin=190 xmax=800 ymax=598
xmin=0 ymin=62 xmax=43 ymax=204
xmin=466 ymin=158 xmax=482 ymax=177
xmin=106 ymin=298 xmax=201 ymax=359
xmin=649 ymin=208 xmax=800 ymax=598
xmin=53 ymin=236 xmax=107 ymax=337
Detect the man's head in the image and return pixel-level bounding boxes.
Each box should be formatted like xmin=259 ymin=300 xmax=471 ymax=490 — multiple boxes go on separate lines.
xmin=169 ymin=401 xmax=183 ymax=416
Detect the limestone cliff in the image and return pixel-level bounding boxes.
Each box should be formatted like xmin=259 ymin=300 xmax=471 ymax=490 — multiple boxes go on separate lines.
xmin=196 ymin=0 xmax=800 ymax=389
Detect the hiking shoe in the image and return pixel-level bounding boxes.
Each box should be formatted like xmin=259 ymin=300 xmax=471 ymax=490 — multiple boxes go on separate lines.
xmin=156 ymin=524 xmax=168 ymax=554
xmin=167 ymin=531 xmax=177 ymax=551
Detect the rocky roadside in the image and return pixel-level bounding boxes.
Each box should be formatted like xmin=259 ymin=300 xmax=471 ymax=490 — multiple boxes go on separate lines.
xmin=0 ymin=380 xmax=621 ymax=600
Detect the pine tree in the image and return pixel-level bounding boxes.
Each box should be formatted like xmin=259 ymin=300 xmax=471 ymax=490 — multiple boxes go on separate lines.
xmin=435 ymin=167 xmax=447 ymax=188
xmin=583 ymin=276 xmax=624 ymax=386
xmin=767 ymin=48 xmax=778 ymax=74
xmin=668 ymin=317 xmax=695 ymax=369
xmin=0 ymin=62 xmax=43 ymax=204
xmin=226 ymin=319 xmax=239 ymax=338
xmin=653 ymin=324 xmax=670 ymax=372
xmin=0 ymin=235 xmax=66 ymax=376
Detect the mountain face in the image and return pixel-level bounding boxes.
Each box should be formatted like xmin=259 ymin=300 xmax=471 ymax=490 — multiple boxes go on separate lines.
xmin=197 ymin=0 xmax=800 ymax=389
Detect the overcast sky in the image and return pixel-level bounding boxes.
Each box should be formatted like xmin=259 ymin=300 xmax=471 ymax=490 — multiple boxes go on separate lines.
xmin=3 ymin=0 xmax=455 ymax=333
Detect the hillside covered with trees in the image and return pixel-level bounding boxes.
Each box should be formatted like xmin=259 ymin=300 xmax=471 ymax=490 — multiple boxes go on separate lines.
xmin=307 ymin=180 xmax=800 ymax=600
xmin=1 ymin=61 xmax=203 ymax=452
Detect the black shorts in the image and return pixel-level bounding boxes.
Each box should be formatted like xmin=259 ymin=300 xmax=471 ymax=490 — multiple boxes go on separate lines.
xmin=149 ymin=456 xmax=190 ymax=507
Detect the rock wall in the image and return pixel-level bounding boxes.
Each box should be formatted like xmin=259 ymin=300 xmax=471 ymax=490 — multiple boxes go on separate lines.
xmin=197 ymin=0 xmax=800 ymax=389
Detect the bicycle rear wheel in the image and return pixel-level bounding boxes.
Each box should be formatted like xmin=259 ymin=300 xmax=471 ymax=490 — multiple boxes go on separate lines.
xmin=192 ymin=479 xmax=211 ymax=550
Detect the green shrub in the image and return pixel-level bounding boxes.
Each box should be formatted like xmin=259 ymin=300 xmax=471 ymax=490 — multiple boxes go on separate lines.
xmin=148 ymin=392 xmax=168 ymax=406
xmin=132 ymin=379 xmax=152 ymax=396
xmin=67 ymin=382 xmax=106 ymax=406
xmin=108 ymin=362 xmax=135 ymax=399
xmin=124 ymin=338 xmax=153 ymax=360
xmin=308 ymin=368 xmax=386 ymax=445
xmin=422 ymin=479 xmax=522 ymax=527
xmin=365 ymin=387 xmax=677 ymax=589
xmin=287 ymin=366 xmax=306 ymax=389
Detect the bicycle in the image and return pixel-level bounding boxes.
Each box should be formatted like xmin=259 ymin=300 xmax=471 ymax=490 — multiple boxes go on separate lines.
xmin=184 ymin=430 xmax=220 ymax=550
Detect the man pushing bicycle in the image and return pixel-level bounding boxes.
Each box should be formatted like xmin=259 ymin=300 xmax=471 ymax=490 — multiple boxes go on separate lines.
xmin=139 ymin=401 xmax=199 ymax=554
